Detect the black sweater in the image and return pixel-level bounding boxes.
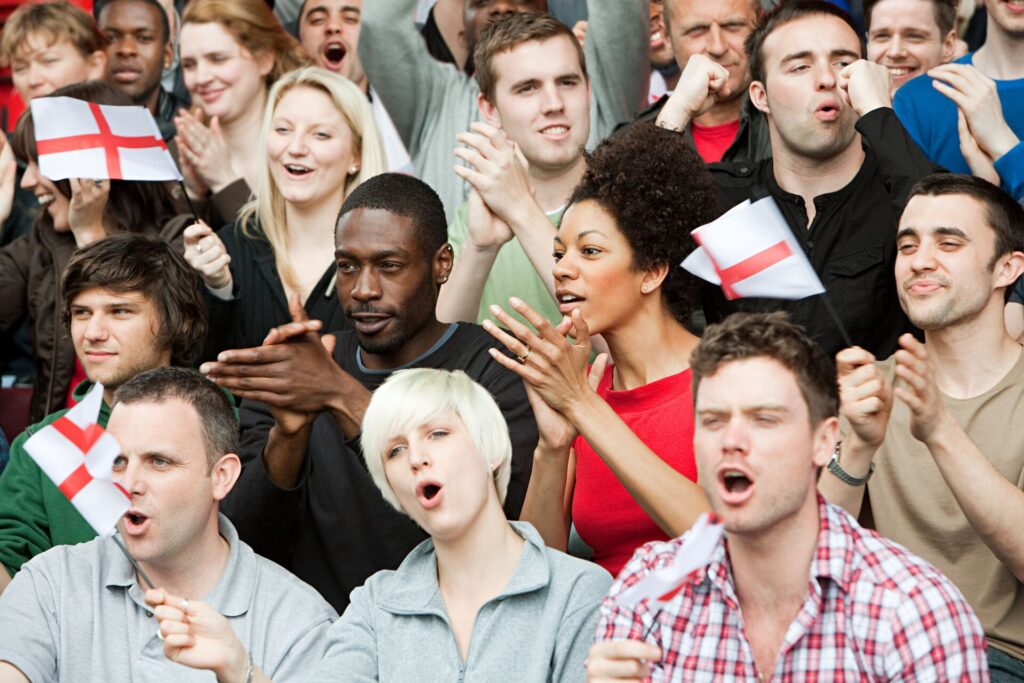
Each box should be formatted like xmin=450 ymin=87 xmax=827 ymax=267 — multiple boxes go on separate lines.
xmin=222 ymin=323 xmax=538 ymax=612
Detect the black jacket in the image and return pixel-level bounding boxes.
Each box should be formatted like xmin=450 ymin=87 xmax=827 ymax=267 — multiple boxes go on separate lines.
xmin=202 ymin=220 xmax=347 ymax=360
xmin=221 ymin=323 xmax=538 ymax=612
xmin=704 ymin=107 xmax=940 ymax=357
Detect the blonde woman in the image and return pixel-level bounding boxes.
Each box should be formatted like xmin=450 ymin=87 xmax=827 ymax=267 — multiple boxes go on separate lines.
xmin=149 ymin=369 xmax=610 ymax=683
xmin=184 ymin=67 xmax=387 ymax=356
xmin=176 ymin=0 xmax=307 ymax=226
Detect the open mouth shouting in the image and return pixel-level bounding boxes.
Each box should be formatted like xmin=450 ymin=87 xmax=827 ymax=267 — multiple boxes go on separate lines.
xmin=717 ymin=466 xmax=755 ymax=505
xmin=123 ymin=509 xmax=151 ymax=536
xmin=284 ymin=163 xmax=314 ymax=179
xmin=416 ymin=479 xmax=444 ymax=510
xmin=322 ymin=42 xmax=348 ymax=71
xmin=556 ymin=290 xmax=586 ymax=315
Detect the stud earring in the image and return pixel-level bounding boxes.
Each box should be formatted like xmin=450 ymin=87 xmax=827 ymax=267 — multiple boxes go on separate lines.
xmin=349 ymin=165 xmax=359 ymax=175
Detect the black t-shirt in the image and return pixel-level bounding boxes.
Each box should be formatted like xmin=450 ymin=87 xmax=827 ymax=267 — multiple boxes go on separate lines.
xmin=222 ymin=323 xmax=538 ymax=612
xmin=705 ymin=108 xmax=939 ymax=357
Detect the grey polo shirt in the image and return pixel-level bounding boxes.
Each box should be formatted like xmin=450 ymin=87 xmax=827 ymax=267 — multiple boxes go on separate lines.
xmin=0 ymin=514 xmax=336 ymax=682
xmin=309 ymin=521 xmax=612 ymax=682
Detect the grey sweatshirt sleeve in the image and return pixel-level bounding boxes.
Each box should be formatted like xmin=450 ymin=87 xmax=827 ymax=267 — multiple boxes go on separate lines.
xmin=584 ymin=0 xmax=650 ymax=145
xmin=359 ymin=0 xmax=464 ymax=154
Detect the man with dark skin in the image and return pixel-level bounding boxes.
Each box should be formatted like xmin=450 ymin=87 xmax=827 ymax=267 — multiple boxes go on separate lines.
xmin=202 ymin=173 xmax=537 ymax=612
xmin=95 ymin=0 xmax=180 ymax=139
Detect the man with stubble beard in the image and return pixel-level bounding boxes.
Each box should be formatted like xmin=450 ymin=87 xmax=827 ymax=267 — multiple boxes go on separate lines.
xmin=202 ymin=173 xmax=538 ymax=613
xmin=657 ymin=0 xmax=941 ymax=357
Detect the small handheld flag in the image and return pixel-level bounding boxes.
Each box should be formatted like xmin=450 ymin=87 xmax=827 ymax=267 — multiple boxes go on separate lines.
xmin=23 ymin=383 xmax=155 ymax=588
xmin=615 ymin=512 xmax=725 ymax=609
xmin=682 ymin=197 xmax=853 ymax=347
xmin=30 ymin=97 xmax=182 ymax=182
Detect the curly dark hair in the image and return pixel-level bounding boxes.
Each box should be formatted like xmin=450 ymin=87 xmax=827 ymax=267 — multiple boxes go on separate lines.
xmin=566 ymin=121 xmax=721 ymax=326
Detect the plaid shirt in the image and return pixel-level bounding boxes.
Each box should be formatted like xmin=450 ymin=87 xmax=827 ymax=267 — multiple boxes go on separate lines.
xmin=595 ymin=496 xmax=989 ymax=682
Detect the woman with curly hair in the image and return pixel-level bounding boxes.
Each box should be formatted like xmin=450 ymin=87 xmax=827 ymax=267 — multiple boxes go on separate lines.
xmin=484 ymin=121 xmax=721 ymax=576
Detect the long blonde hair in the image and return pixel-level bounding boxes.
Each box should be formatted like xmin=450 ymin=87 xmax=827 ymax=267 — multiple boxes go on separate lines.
xmin=239 ymin=67 xmax=387 ymax=291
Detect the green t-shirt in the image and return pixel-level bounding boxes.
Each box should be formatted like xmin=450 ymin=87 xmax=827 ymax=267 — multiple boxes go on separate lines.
xmin=447 ymin=202 xmax=564 ymax=328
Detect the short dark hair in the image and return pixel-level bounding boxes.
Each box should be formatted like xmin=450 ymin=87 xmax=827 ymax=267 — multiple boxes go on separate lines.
xmin=474 ymin=11 xmax=587 ymax=103
xmin=62 ymin=234 xmax=207 ymax=368
xmin=12 ymin=80 xmax=180 ymax=235
xmin=863 ymin=0 xmax=957 ymax=36
xmin=112 ymin=367 xmax=238 ymax=469
xmin=905 ymin=173 xmax=1024 ymax=268
xmin=94 ymin=0 xmax=171 ymax=44
xmin=745 ymin=0 xmax=861 ymax=85
xmin=691 ymin=312 xmax=839 ymax=426
xmin=336 ymin=173 xmax=448 ymax=258
xmin=566 ymin=121 xmax=720 ymax=326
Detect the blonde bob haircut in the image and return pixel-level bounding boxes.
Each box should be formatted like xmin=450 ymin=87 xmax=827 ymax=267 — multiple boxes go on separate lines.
xmin=238 ymin=66 xmax=387 ymax=292
xmin=361 ymin=369 xmax=512 ymax=514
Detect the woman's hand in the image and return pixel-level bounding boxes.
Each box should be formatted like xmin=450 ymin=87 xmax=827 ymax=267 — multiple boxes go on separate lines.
xmin=68 ymin=178 xmax=110 ymax=246
xmin=0 ymin=135 xmax=17 ymax=225
xmin=145 ymin=588 xmax=250 ymax=682
xmin=174 ymin=108 xmax=237 ymax=194
xmin=482 ymin=297 xmax=597 ymax=416
xmin=183 ymin=221 xmax=233 ymax=290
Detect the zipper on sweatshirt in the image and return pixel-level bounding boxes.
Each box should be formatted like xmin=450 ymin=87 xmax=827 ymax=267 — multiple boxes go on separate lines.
xmin=44 ymin=256 xmax=62 ymax=415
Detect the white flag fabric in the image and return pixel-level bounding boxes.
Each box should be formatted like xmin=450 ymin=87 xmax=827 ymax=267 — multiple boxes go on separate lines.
xmin=23 ymin=383 xmax=129 ymax=536
xmin=682 ymin=197 xmax=825 ymax=301
xmin=31 ymin=96 xmax=182 ymax=182
xmin=615 ymin=513 xmax=725 ymax=608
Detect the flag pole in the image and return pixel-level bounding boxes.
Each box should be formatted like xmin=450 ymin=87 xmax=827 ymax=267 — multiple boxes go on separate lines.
xmin=178 ymin=181 xmax=201 ymax=225
xmin=112 ymin=533 xmax=156 ymax=590
xmin=818 ymin=291 xmax=854 ymax=348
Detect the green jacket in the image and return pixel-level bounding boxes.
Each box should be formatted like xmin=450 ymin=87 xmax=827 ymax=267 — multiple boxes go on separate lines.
xmin=0 ymin=382 xmax=105 ymax=578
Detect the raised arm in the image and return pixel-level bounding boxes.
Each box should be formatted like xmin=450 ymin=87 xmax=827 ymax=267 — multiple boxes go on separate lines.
xmin=585 ymin=0 xmax=649 ymax=139
xmin=359 ymin=0 xmax=463 ymax=153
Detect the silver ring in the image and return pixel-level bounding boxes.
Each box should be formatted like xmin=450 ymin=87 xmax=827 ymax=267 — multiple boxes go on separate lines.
xmin=195 ymin=242 xmax=204 ymax=254
xmin=516 ymin=348 xmax=531 ymax=365
xmin=181 ymin=598 xmax=189 ymax=612
xmin=156 ymin=627 xmax=164 ymax=641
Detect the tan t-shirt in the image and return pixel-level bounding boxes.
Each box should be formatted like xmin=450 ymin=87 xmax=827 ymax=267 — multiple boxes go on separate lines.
xmin=865 ymin=351 xmax=1024 ymax=659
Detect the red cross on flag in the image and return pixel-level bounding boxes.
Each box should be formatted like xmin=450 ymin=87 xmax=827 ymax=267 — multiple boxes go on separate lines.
xmin=615 ymin=513 xmax=725 ymax=608
xmin=682 ymin=198 xmax=825 ymax=301
xmin=30 ymin=96 xmax=182 ymax=182
xmin=23 ymin=383 xmax=129 ymax=536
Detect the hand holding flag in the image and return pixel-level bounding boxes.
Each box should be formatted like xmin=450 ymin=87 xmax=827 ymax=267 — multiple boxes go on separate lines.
xmin=616 ymin=512 xmax=725 ymax=609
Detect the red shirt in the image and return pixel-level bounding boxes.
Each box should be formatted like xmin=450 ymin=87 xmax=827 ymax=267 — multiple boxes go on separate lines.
xmin=691 ymin=119 xmax=741 ymax=163
xmin=572 ymin=366 xmax=697 ymax=577
xmin=65 ymin=358 xmax=88 ymax=408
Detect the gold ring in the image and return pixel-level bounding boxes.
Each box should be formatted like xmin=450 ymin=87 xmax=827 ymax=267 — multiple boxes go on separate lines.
xmin=516 ymin=348 xmax=531 ymax=364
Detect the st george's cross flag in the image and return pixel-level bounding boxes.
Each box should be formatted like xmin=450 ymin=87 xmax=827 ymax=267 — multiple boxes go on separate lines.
xmin=30 ymin=97 xmax=182 ymax=182
xmin=682 ymin=197 xmax=825 ymax=301
xmin=23 ymin=383 xmax=129 ymax=535
xmin=615 ymin=513 xmax=725 ymax=608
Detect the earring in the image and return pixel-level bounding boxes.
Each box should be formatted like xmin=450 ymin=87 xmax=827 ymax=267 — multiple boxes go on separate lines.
xmin=641 ymin=283 xmax=651 ymax=294
xmin=349 ymin=165 xmax=359 ymax=175
xmin=440 ymin=275 xmax=449 ymax=283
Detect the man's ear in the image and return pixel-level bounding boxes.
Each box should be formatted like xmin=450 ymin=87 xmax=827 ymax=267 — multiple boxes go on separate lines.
xmin=477 ymin=93 xmax=502 ymax=128
xmin=210 ymin=453 xmax=241 ymax=501
xmin=994 ymin=251 xmax=1024 ymax=291
xmin=811 ymin=416 xmax=840 ymax=469
xmin=749 ymin=80 xmax=770 ymax=115
xmin=86 ymin=50 xmax=108 ymax=80
xmin=940 ymin=29 xmax=958 ymax=64
xmin=435 ymin=243 xmax=454 ymax=285
xmin=162 ymin=41 xmax=174 ymax=71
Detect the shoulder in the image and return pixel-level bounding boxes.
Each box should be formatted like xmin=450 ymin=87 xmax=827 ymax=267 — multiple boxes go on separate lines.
xmin=543 ymin=545 xmax=613 ymax=601
xmin=245 ymin=543 xmax=339 ymax=621
xmin=16 ymin=536 xmax=106 ymax=585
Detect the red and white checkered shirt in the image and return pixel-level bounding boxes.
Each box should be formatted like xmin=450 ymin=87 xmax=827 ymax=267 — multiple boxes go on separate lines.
xmin=595 ymin=495 xmax=989 ymax=682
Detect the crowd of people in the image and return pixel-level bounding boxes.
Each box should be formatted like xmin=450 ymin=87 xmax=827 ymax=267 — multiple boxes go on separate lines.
xmin=0 ymin=0 xmax=1021 ymax=680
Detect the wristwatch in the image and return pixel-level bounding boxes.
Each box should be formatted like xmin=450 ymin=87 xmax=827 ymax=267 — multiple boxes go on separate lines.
xmin=827 ymin=441 xmax=874 ymax=486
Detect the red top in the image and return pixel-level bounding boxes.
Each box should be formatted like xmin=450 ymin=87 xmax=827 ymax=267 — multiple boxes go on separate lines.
xmin=572 ymin=366 xmax=697 ymax=577
xmin=691 ymin=119 xmax=741 ymax=163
